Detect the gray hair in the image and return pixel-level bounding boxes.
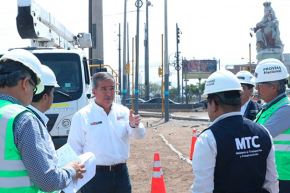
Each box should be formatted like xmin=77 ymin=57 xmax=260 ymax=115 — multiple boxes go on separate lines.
xmin=92 ymin=72 xmax=115 ymax=88
xmin=0 ymin=60 xmax=36 ymax=87
xmin=270 ymin=79 xmax=287 ymax=95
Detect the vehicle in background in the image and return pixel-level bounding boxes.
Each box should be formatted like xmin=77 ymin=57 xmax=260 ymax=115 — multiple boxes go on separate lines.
xmin=193 ymin=99 xmax=208 ymax=110
xmin=125 ymin=98 xmax=146 ymax=104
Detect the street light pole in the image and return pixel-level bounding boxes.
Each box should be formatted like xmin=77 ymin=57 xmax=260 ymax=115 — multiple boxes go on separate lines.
xmin=134 ymin=0 xmax=143 ymax=113
xmin=175 ymin=23 xmax=181 ymax=103
xmin=122 ymin=0 xmax=128 ymax=105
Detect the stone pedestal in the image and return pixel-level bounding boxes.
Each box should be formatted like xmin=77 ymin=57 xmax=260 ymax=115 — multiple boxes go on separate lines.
xmin=257 ymin=48 xmax=283 ymax=62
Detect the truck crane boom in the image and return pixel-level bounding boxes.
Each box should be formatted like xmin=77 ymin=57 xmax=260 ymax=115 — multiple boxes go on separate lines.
xmin=16 ymin=0 xmax=92 ymax=49
xmin=15 ymin=0 xmax=93 ymax=148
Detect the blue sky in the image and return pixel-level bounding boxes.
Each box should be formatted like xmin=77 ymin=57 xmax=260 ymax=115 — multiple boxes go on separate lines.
xmin=1 ymin=0 xmax=290 ymax=85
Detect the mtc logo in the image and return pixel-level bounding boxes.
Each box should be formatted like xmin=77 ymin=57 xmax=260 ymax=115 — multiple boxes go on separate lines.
xmin=235 ymin=136 xmax=260 ymax=150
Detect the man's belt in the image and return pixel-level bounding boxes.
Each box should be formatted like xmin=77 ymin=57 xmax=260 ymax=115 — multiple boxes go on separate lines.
xmin=95 ymin=163 xmax=126 ymax=172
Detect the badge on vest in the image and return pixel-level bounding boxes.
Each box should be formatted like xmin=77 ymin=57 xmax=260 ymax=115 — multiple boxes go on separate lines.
xmin=235 ymin=136 xmax=262 ymax=158
xmin=90 ymin=121 xmax=102 ymax=125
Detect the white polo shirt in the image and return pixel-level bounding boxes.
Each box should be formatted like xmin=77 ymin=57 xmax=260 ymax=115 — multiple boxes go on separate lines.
xmin=67 ymin=102 xmax=146 ymax=165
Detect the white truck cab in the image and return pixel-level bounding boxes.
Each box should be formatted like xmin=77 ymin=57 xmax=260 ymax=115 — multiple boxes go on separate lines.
xmin=31 ymin=49 xmax=91 ymax=147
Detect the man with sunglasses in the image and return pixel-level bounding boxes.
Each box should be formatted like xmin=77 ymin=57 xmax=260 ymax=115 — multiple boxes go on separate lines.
xmin=254 ymin=58 xmax=290 ymax=193
xmin=0 ymin=49 xmax=85 ymax=193
xmin=28 ymin=65 xmax=59 ymax=131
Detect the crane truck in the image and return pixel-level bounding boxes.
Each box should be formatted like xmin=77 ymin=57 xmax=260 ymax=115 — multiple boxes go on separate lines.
xmin=16 ymin=0 xmax=92 ymax=148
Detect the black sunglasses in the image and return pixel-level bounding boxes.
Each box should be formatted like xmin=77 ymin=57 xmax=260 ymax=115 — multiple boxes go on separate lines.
xmin=28 ymin=79 xmax=37 ymax=94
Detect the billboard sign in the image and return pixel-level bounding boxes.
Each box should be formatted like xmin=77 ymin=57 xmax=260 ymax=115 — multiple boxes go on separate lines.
xmin=182 ymin=59 xmax=217 ymax=79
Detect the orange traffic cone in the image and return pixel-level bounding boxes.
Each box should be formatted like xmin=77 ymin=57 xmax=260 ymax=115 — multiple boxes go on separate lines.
xmin=150 ymin=152 xmax=166 ymax=193
xmin=189 ymin=128 xmax=198 ymax=160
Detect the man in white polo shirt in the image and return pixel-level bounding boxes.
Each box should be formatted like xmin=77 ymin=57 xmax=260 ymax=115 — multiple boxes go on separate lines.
xmin=68 ymin=72 xmax=146 ymax=193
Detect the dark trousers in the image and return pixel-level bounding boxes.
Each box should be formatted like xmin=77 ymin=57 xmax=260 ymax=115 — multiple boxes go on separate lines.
xmin=80 ymin=164 xmax=131 ymax=193
xmin=279 ymin=180 xmax=290 ymax=193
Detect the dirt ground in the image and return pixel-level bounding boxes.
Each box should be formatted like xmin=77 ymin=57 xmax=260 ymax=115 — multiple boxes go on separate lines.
xmin=127 ymin=114 xmax=210 ymax=193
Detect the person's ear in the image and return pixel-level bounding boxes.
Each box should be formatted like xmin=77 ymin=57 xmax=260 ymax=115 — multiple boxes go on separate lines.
xmin=42 ymin=93 xmax=49 ymax=101
xmin=21 ymin=77 xmax=30 ymax=92
xmin=212 ymin=100 xmax=219 ymax=113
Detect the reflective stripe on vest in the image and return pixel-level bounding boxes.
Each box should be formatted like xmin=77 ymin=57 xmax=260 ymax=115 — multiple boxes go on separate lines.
xmin=255 ymin=96 xmax=290 ymax=180
xmin=0 ymin=100 xmax=38 ymax=192
xmin=274 ymin=133 xmax=290 ymax=151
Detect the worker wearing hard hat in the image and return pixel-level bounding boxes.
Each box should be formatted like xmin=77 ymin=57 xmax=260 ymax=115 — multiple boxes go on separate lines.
xmin=236 ymin=70 xmax=261 ymax=120
xmin=0 ymin=49 xmax=85 ymax=193
xmin=191 ymin=70 xmax=278 ymax=193
xmin=28 ymin=65 xmax=59 ymax=127
xmin=254 ymin=58 xmax=290 ymax=193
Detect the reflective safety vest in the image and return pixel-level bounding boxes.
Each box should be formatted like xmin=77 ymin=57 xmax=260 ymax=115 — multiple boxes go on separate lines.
xmin=255 ymin=96 xmax=290 ymax=180
xmin=0 ymin=100 xmax=39 ymax=193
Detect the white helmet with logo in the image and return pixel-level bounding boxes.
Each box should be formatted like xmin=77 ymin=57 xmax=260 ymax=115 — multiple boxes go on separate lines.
xmin=236 ymin=70 xmax=255 ymax=86
xmin=41 ymin=65 xmax=59 ymax=87
xmin=255 ymin=58 xmax=289 ymax=83
xmin=0 ymin=49 xmax=44 ymax=94
xmin=203 ymin=70 xmax=242 ymax=95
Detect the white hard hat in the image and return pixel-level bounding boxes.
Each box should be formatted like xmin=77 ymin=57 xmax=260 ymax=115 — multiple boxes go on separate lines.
xmin=0 ymin=49 xmax=44 ymax=94
xmin=203 ymin=70 xmax=242 ymax=95
xmin=236 ymin=70 xmax=255 ymax=86
xmin=255 ymin=58 xmax=289 ymax=83
xmin=41 ymin=65 xmax=59 ymax=87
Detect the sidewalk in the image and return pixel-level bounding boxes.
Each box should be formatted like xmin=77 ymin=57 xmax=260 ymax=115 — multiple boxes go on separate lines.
xmin=139 ymin=110 xmax=209 ymax=122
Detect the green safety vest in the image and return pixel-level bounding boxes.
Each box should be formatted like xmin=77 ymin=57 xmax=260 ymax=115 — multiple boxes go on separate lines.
xmin=255 ymin=96 xmax=290 ymax=180
xmin=0 ymin=100 xmax=39 ymax=193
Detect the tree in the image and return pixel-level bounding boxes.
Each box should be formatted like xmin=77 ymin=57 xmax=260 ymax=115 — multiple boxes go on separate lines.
xmin=184 ymin=82 xmax=205 ymax=102
xmin=149 ymin=82 xmax=162 ymax=97
xmin=169 ymin=87 xmax=177 ymax=100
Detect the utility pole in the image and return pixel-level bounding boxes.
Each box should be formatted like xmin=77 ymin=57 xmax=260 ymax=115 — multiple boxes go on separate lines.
xmin=131 ymin=37 xmax=135 ymax=110
xmin=181 ymin=57 xmax=184 ymax=103
xmin=127 ymin=24 xmax=130 ymax=98
xmin=134 ymin=0 xmax=143 ymax=113
xmin=161 ymin=34 xmax=164 ymax=116
xmin=144 ymin=0 xmax=151 ymax=100
xmin=249 ymin=43 xmax=252 ymax=72
xmin=164 ymin=0 xmax=169 ymax=122
xmin=175 ymin=23 xmax=181 ymax=103
xmin=118 ymin=23 xmax=121 ymax=95
xmin=89 ymin=0 xmax=104 ymax=66
xmin=122 ymin=0 xmax=128 ymax=105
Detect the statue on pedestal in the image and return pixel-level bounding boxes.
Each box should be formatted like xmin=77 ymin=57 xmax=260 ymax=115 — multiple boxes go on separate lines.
xmin=253 ymin=2 xmax=284 ymax=61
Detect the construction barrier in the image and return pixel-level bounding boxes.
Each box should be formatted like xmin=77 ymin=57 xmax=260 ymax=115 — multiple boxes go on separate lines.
xmin=189 ymin=128 xmax=198 ymax=160
xmin=150 ymin=152 xmax=166 ymax=193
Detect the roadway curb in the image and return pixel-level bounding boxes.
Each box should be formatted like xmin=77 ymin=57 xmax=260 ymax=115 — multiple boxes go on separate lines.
xmin=139 ymin=111 xmax=209 ymax=122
